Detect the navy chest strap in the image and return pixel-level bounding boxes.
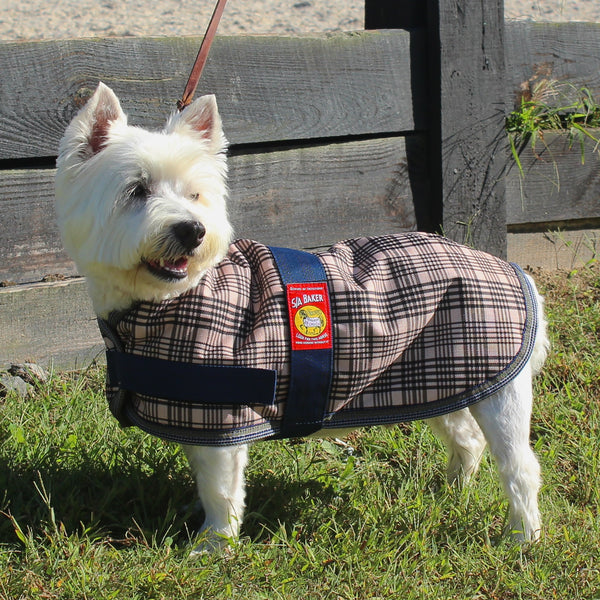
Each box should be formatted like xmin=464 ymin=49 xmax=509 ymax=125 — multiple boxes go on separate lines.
xmin=269 ymin=246 xmax=334 ymax=438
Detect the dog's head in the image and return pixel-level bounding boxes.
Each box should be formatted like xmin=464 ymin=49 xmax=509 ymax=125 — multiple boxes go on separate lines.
xmin=55 ymin=82 xmax=232 ymax=316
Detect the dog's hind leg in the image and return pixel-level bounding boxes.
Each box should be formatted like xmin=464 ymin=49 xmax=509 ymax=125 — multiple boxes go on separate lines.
xmin=468 ymin=365 xmax=542 ymax=542
xmin=182 ymin=443 xmax=249 ymax=554
xmin=428 ymin=408 xmax=487 ymax=486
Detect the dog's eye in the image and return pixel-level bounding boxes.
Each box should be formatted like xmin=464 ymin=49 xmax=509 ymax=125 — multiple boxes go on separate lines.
xmin=129 ymin=183 xmax=148 ymax=202
xmin=189 ymin=192 xmax=200 ymax=202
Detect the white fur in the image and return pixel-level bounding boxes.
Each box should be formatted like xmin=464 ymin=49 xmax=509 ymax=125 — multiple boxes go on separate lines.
xmin=55 ymin=82 xmax=232 ymax=317
xmin=55 ymin=83 xmax=549 ymax=554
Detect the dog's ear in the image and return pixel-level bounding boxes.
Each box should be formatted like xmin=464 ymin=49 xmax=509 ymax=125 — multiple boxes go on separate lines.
xmin=64 ymin=82 xmax=128 ymax=159
xmin=85 ymin=82 xmax=127 ymax=155
xmin=165 ymin=95 xmax=227 ymax=153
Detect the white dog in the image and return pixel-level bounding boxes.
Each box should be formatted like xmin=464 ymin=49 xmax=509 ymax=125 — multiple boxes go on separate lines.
xmin=55 ymin=83 xmax=549 ymax=554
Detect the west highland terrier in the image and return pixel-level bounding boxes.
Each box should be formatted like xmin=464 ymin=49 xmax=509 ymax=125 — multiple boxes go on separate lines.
xmin=55 ymin=83 xmax=549 ymax=554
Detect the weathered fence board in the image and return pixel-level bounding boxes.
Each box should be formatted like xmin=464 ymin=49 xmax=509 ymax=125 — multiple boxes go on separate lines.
xmin=506 ymin=131 xmax=600 ymax=228
xmin=505 ymin=22 xmax=600 ymax=105
xmin=228 ymin=136 xmax=421 ymax=248
xmin=508 ymin=228 xmax=600 ymax=271
xmin=0 ymin=169 xmax=70 ymax=284
xmin=0 ymin=30 xmax=427 ymax=161
xmin=0 ymin=279 xmax=103 ymax=369
xmin=0 ymin=136 xmax=419 ymax=284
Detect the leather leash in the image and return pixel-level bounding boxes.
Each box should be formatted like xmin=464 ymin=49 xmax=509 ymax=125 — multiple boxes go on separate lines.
xmin=177 ymin=0 xmax=229 ymax=111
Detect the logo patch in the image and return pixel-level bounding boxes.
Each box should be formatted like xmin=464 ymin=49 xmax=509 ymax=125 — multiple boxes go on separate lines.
xmin=286 ymin=282 xmax=333 ymax=351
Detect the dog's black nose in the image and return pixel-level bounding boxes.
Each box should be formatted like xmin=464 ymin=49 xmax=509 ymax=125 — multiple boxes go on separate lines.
xmin=173 ymin=221 xmax=205 ymax=251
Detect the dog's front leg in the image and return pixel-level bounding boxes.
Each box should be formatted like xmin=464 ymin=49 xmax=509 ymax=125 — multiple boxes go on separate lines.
xmin=182 ymin=443 xmax=249 ymax=554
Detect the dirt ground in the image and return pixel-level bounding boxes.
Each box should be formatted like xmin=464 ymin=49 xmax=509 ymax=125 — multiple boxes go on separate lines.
xmin=1 ymin=0 xmax=599 ymax=41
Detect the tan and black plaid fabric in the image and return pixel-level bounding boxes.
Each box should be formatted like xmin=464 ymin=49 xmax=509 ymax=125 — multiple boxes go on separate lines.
xmin=102 ymin=232 xmax=538 ymax=445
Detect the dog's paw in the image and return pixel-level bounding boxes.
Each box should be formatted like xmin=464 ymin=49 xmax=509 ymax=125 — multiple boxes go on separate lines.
xmin=189 ymin=529 xmax=234 ymax=557
xmin=506 ymin=525 xmax=541 ymax=544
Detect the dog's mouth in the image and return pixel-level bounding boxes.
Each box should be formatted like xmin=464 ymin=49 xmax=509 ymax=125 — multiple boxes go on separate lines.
xmin=143 ymin=257 xmax=190 ymax=281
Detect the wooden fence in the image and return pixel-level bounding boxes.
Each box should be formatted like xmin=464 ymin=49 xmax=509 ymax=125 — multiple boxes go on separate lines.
xmin=1 ymin=1 xmax=599 ymax=367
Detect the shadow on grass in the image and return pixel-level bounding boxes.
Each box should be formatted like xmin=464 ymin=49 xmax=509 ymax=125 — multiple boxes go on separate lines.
xmin=243 ymin=470 xmax=361 ymax=543
xmin=0 ymin=446 xmax=354 ymax=549
xmin=0 ymin=447 xmax=196 ymax=547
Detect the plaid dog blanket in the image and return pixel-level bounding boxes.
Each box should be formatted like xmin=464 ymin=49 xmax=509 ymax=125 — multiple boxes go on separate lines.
xmin=99 ymin=232 xmax=538 ymax=446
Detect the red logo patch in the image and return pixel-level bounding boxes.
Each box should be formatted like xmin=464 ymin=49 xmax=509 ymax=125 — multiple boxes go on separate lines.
xmin=285 ymin=282 xmax=333 ymax=351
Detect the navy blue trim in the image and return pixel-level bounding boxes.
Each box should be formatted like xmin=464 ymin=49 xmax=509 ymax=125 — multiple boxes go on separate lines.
xmin=105 ymin=350 xmax=277 ymax=406
xmin=269 ymin=246 xmax=334 ymax=438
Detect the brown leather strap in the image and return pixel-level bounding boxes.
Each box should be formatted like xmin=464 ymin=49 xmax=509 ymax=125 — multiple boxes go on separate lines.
xmin=177 ymin=0 xmax=229 ymax=111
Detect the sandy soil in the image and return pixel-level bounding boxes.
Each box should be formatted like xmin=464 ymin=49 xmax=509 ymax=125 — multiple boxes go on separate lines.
xmin=0 ymin=0 xmax=599 ymax=42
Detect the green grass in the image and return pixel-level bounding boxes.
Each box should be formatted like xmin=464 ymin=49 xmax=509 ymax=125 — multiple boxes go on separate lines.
xmin=1 ymin=266 xmax=600 ymax=599
xmin=506 ymin=80 xmax=600 ymax=175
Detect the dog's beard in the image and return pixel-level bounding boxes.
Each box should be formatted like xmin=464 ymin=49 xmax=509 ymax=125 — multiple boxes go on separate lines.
xmin=142 ymin=231 xmax=197 ymax=281
xmin=137 ymin=212 xmax=231 ymax=286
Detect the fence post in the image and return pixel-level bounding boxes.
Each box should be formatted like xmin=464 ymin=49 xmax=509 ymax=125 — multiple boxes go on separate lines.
xmin=426 ymin=0 xmax=507 ymax=256
xmin=365 ymin=0 xmax=508 ymax=257
xmin=365 ymin=0 xmax=425 ymax=29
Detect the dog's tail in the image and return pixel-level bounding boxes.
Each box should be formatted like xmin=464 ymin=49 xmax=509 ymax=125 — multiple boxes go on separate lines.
xmin=526 ymin=274 xmax=550 ymax=377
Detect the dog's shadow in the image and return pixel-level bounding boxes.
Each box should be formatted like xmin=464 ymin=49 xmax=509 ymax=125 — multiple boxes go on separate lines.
xmin=0 ymin=447 xmax=348 ymax=548
xmin=1 ymin=447 xmax=497 ymax=551
xmin=243 ymin=470 xmax=357 ymax=543
xmin=0 ymin=448 xmax=194 ymax=547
